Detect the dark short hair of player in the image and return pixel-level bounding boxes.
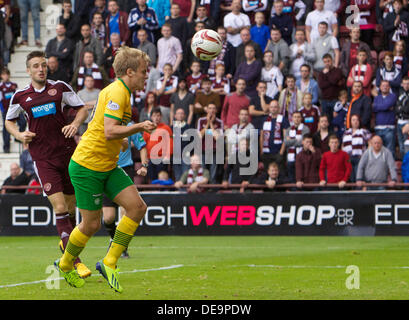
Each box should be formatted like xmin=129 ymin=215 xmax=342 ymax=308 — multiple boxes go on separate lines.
xmin=286 ymin=74 xmax=296 ymax=81
xmin=300 ymin=64 xmax=311 ymax=72
xmin=151 ymin=107 xmax=162 ymax=115
xmin=201 ymin=77 xmax=212 ymax=85
xmin=26 ymin=51 xmax=46 ymax=68
xmin=162 ymin=23 xmax=172 ymax=30
xmin=328 ymin=134 xmax=340 ymax=143
xmin=1 ymin=67 xmax=10 ymax=75
xmin=402 ymin=76 xmax=409 ymax=82
xmin=303 ymin=133 xmax=314 ymax=140
xmin=318 ymin=21 xmax=328 ymax=28
xmin=62 ymin=0 xmax=72 ymax=5
xmin=322 ymin=53 xmax=333 ymax=60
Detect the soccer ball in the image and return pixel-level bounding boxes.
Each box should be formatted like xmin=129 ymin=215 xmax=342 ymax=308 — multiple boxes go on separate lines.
xmin=191 ymin=29 xmax=223 ymax=61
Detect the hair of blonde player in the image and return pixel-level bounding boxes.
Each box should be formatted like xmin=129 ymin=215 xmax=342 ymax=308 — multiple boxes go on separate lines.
xmin=113 ymin=46 xmax=151 ymax=77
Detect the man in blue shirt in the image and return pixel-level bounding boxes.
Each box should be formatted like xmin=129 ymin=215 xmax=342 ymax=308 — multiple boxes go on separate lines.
xmin=102 ymin=123 xmax=148 ymax=258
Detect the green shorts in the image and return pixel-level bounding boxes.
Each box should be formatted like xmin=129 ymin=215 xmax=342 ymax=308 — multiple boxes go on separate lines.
xmin=69 ymin=159 xmax=134 ymax=211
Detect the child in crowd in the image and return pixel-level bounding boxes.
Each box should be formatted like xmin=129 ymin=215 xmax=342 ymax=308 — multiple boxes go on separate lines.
xmin=347 ymin=49 xmax=373 ymax=97
xmin=332 ymin=90 xmax=349 ymax=140
xmin=186 ymin=61 xmax=206 ymax=94
xmin=299 ymin=92 xmax=320 ymax=134
xmin=210 ymin=63 xmax=230 ymax=107
xmin=250 ymin=11 xmax=270 ymax=52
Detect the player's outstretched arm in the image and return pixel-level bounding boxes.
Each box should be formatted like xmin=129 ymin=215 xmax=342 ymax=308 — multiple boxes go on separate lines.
xmin=5 ymin=120 xmax=36 ymax=144
xmin=104 ymin=117 xmax=156 ymax=140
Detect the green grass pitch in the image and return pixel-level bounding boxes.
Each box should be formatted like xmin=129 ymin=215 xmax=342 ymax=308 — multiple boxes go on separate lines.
xmin=1 ymin=236 xmax=409 ymax=300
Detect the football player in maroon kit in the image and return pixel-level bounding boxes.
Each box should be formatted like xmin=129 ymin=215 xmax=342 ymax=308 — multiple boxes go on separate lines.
xmin=5 ymin=51 xmax=92 ymax=278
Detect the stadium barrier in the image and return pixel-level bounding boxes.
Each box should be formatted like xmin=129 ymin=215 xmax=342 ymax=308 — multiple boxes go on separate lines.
xmin=1 ymin=191 xmax=409 ymax=236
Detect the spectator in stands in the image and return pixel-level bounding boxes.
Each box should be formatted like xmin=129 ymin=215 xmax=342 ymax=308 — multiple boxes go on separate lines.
xmin=305 ymin=21 xmax=340 ymax=73
xmin=332 ymin=89 xmax=349 ymax=139
xmin=269 ymin=0 xmax=307 ymax=27
xmin=139 ymin=91 xmax=157 ymax=122
xmin=17 ymin=0 xmax=41 ymax=47
xmin=91 ymin=12 xmax=106 ymax=50
xmin=278 ymin=75 xmax=303 ymax=121
xmin=168 ymin=3 xmax=189 ymax=47
xmin=59 ymin=0 xmax=82 ymax=43
xmin=222 ymin=137 xmax=254 ymax=193
xmin=103 ymin=33 xmax=121 ymax=81
xmin=143 ymin=107 xmax=173 ymax=181
xmin=242 ymin=0 xmax=268 ymax=23
xmin=296 ymin=133 xmax=322 ymax=189
xmin=194 ymin=5 xmax=217 ymax=31
xmin=194 ymin=77 xmax=221 ymax=120
xmin=72 ymin=0 xmax=94 ymax=25
xmin=0 ymin=0 xmax=11 ymax=65
xmin=305 ymin=0 xmax=338 ymax=43
xmin=155 ymin=62 xmax=178 ymax=125
xmin=147 ymin=0 xmax=170 ymax=28
xmin=45 ymin=23 xmax=75 ymax=77
xmin=235 ymin=28 xmax=262 ymax=68
xmin=313 ymin=114 xmax=333 ymax=154
xmin=393 ymin=40 xmax=408 ymax=75
xmin=289 ymin=28 xmax=310 ymax=81
xmin=396 ymin=76 xmax=409 ymax=159
xmin=346 ymin=81 xmax=372 ymax=130
xmin=71 ymin=51 xmax=110 ymax=91
xmin=319 ymin=135 xmax=352 ymax=189
xmin=171 ymin=107 xmax=191 ymax=181
xmin=106 ymin=0 xmax=130 ymax=46
xmin=151 ymin=170 xmax=174 ymax=186
xmin=376 ymin=51 xmax=402 ymax=96
xmin=373 ymin=80 xmax=398 ymax=156
xmin=223 ymin=0 xmax=251 ymax=48
xmin=299 ymin=93 xmax=320 ymax=134
xmin=269 ymin=0 xmax=293 ymax=45
xmin=77 ymin=75 xmax=101 ymax=135
xmin=1 ymin=163 xmax=30 ymax=194
xmin=73 ymin=23 xmax=104 ymax=71
xmin=89 ymin=0 xmax=109 ymax=23
xmin=347 ymin=49 xmax=374 ymax=97
xmin=174 ymin=154 xmax=210 ymax=193
xmin=350 ymin=0 xmax=377 ymax=49
xmin=137 ymin=29 xmax=157 ymax=67
xmin=383 ymin=0 xmax=409 ymax=51
xmin=259 ymin=99 xmax=289 ymax=173
xmin=356 ymin=135 xmax=398 ymax=189
xmin=265 ymin=28 xmax=290 ymax=74
xmin=249 ymin=81 xmax=271 ymax=130
xmin=207 ymin=26 xmax=235 ymax=78
xmin=296 ymin=64 xmax=319 ymax=105
xmin=172 ymin=0 xmax=196 ymax=23
xmin=284 ymin=111 xmax=310 ymax=182
xmin=128 ymin=0 xmax=159 ymax=47
xmin=261 ymin=50 xmax=284 ymax=100
xmin=342 ymin=114 xmax=372 ymax=182
xmin=226 ymin=108 xmax=255 ymax=156
xmin=250 ymin=11 xmax=270 ymax=52
xmin=0 ymin=67 xmax=24 ymax=154
xmin=197 ymin=102 xmax=224 ymax=183
xmin=20 ymin=142 xmax=34 ymax=180
xmin=156 ymin=23 xmax=183 ymax=73
xmin=47 ymin=56 xmax=69 ymax=83
xmin=317 ymin=53 xmax=344 ymax=124
xmin=170 ymin=78 xmax=195 ymax=126
xmin=250 ymin=161 xmax=286 ymax=191
xmin=186 ymin=61 xmax=207 ymax=94
xmin=210 ymin=63 xmax=230 ymax=108
xmin=340 ymin=27 xmax=374 ymax=79
xmin=222 ymin=78 xmax=250 ymax=128
xmin=233 ymin=43 xmax=262 ymax=98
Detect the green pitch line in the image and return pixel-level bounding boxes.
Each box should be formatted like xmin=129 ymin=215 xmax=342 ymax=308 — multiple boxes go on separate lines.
xmin=0 ymin=236 xmax=409 ymax=300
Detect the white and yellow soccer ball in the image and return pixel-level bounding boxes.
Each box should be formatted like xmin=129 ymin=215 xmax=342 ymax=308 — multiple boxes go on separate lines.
xmin=190 ymin=29 xmax=223 ymax=61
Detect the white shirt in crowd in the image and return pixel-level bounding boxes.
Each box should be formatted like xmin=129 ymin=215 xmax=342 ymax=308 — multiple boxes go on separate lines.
xmin=223 ymin=12 xmax=251 ymax=47
xmin=305 ymin=9 xmax=337 ymax=42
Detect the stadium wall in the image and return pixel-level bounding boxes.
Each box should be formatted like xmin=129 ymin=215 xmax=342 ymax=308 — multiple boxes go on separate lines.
xmin=1 ymin=192 xmax=409 ymax=236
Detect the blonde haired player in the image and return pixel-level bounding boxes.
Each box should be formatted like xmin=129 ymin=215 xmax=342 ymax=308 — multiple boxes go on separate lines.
xmin=54 ymin=47 xmax=156 ymax=292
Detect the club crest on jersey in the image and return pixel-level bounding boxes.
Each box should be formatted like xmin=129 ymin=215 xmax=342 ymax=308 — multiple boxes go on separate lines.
xmin=31 ymin=102 xmax=56 ymax=118
xmin=48 ymin=89 xmax=57 ymax=96
xmin=107 ymin=100 xmax=120 ymax=111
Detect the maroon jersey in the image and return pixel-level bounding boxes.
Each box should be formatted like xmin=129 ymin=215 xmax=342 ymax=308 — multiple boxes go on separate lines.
xmin=0 ymin=81 xmax=18 ymax=112
xmin=186 ymin=73 xmax=206 ymax=94
xmin=157 ymin=75 xmax=178 ymax=108
xmin=6 ymin=80 xmax=84 ymax=161
xmin=299 ymin=105 xmax=320 ymax=134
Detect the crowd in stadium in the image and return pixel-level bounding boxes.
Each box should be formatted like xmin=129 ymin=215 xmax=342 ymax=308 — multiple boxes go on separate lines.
xmin=3 ymin=0 xmax=409 ymax=193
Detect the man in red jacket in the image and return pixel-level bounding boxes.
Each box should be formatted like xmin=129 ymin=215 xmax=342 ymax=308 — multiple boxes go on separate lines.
xmin=106 ymin=0 xmax=130 ymax=46
xmin=319 ymin=134 xmax=352 ymax=189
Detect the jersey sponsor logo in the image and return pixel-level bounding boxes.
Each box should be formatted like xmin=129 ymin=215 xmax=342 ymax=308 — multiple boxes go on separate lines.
xmin=31 ymin=102 xmax=57 ymax=118
xmin=107 ymin=100 xmax=120 ymax=111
